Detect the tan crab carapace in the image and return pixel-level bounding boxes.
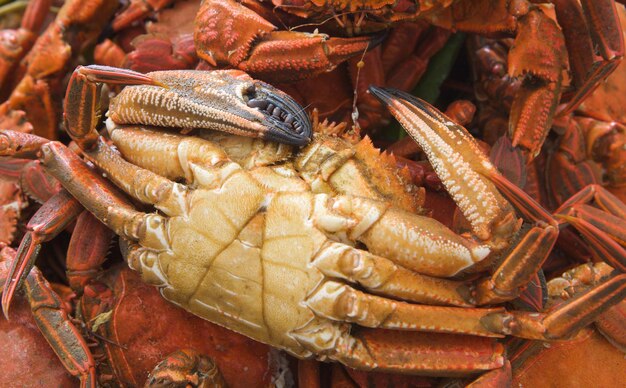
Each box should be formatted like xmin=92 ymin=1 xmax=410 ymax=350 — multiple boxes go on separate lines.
xmin=1 ymin=71 xmax=625 ymax=377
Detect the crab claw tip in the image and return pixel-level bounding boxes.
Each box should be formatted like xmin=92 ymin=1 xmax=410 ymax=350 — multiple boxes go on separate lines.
xmin=249 ymin=81 xmax=312 ymax=146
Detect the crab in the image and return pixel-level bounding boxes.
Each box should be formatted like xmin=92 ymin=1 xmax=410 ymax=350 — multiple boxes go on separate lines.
xmin=0 ymin=171 xmax=277 ymax=387
xmin=110 ymin=0 xmax=453 ymax=130
xmin=187 ymin=0 xmax=625 ymax=158
xmin=1 ymin=65 xmax=625 ymax=379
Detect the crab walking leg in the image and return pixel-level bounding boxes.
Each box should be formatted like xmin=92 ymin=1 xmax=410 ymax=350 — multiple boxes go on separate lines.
xmin=494 ymin=273 xmax=626 ymax=340
xmin=555 ymin=185 xmax=626 ymax=270
xmin=66 ymin=211 xmax=115 ymax=293
xmin=0 ymin=130 xmax=50 ymax=159
xmin=103 ymin=125 xmax=242 ymax=190
xmin=312 ymin=241 xmax=474 ymax=307
xmin=559 ymin=211 xmax=626 ymax=272
xmin=38 ymin=142 xmax=170 ymax=253
xmin=330 ymin=329 xmax=505 ymax=375
xmin=555 ymin=184 xmax=626 ymax=219
xmin=24 ymin=269 xmax=97 ymax=388
xmin=80 ymin=139 xmax=187 ymax=217
xmin=1 ymin=190 xmax=83 ymax=317
xmin=0 ymin=248 xmax=96 ymax=388
xmin=305 ymin=281 xmax=505 ymax=337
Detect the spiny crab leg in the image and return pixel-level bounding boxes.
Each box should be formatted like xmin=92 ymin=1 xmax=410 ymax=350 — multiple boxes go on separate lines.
xmin=65 ymin=65 xmax=312 ymax=149
xmin=0 ymin=247 xmax=96 ymax=388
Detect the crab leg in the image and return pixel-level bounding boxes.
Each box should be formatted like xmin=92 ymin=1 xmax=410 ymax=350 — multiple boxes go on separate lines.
xmin=331 ymin=329 xmax=505 ymax=375
xmin=554 ymin=184 xmax=626 ymax=271
xmin=0 ymin=248 xmax=96 ymax=388
xmin=1 ymin=190 xmax=83 ymax=317
xmin=66 ymin=211 xmax=115 ymax=293
xmin=553 ymin=0 xmax=624 ymax=115
xmin=23 ymin=269 xmax=97 ymax=388
xmin=497 ymin=273 xmax=626 ymax=340
xmin=0 ymin=130 xmax=50 ymax=159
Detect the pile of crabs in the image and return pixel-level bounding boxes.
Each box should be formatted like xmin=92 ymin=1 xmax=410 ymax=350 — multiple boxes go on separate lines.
xmin=0 ymin=0 xmax=625 ymax=386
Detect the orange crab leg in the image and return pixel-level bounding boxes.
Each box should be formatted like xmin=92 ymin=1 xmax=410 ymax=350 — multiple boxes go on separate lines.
xmin=66 ymin=211 xmax=115 ymax=293
xmin=0 ymin=130 xmax=50 ymax=159
xmin=24 ymin=268 xmax=97 ymax=388
xmin=0 ymin=248 xmax=96 ymax=388
xmin=553 ymin=184 xmax=626 ymax=271
xmin=501 ymin=273 xmax=626 ymax=340
xmin=554 ymin=0 xmax=624 ymax=115
xmin=334 ymin=329 xmax=505 ymax=375
xmin=112 ymin=0 xmax=181 ymax=31
xmin=558 ymin=213 xmax=626 ymax=272
xmin=1 ymin=190 xmax=83 ymax=317
xmin=555 ymin=183 xmax=626 ymax=218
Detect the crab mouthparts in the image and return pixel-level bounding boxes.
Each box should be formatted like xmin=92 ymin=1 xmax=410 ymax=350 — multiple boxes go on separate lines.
xmin=245 ymin=83 xmax=312 ymax=146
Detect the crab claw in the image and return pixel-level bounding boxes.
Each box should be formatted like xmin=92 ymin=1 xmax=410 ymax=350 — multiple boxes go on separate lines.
xmin=135 ymin=70 xmax=313 ymax=146
xmin=369 ymin=86 xmax=514 ymax=244
xmin=194 ymin=0 xmax=381 ymax=83
xmin=66 ymin=66 xmax=313 ymax=147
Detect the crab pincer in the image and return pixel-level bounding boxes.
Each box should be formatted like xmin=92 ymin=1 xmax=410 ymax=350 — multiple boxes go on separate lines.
xmin=65 ymin=65 xmax=312 ymax=150
xmin=370 ymin=86 xmax=626 ymax=339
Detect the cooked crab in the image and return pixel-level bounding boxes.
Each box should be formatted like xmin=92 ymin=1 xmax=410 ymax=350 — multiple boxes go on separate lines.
xmin=1 ymin=77 xmax=625 ymax=375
